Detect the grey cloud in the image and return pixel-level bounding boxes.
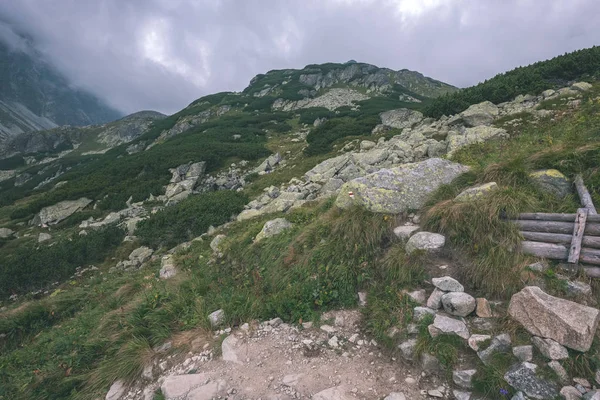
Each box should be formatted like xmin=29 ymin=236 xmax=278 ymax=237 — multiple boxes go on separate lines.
xmin=0 ymin=0 xmax=598 ymax=115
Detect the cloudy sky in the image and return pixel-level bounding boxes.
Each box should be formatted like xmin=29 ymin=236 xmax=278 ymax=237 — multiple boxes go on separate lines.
xmin=0 ymin=0 xmax=598 ymax=115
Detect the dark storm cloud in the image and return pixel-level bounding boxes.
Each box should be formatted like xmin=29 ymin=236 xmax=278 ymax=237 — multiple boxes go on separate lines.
xmin=0 ymin=0 xmax=598 ymax=115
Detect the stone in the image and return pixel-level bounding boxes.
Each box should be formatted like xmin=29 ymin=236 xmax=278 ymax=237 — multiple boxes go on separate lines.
xmin=254 ymin=218 xmax=293 ymax=242
xmin=508 ymin=286 xmax=600 ymax=352
xmin=393 ymin=225 xmax=419 ymax=240
xmin=399 ymin=338 xmax=418 ymax=360
xmin=106 ymin=380 xmax=126 ymax=400
xmin=160 ymin=373 xmax=215 ymax=399
xmin=236 ymin=209 xmax=263 ymax=221
xmin=360 ymin=140 xmax=376 ymax=151
xmin=532 ymin=337 xmax=569 ymax=360
xmin=320 ymin=325 xmax=336 ymax=334
xmin=328 ymin=336 xmax=339 ymax=348
xmin=513 ymin=345 xmax=533 ymax=362
xmin=432 ymin=276 xmax=464 ymax=292
xmin=252 ymin=153 xmax=282 ymax=174
xmin=453 ymin=369 xmax=477 ymax=389
xmin=383 ymin=393 xmax=406 ymax=400
xmin=413 ymin=306 xmax=436 ymax=321
xmin=186 ymin=380 xmax=227 ymax=400
xmin=459 ymin=101 xmax=499 ymax=127
xmin=335 ymin=158 xmax=469 ymax=213
xmin=454 ymin=182 xmax=498 ymax=202
xmin=478 ymin=334 xmax=511 ymax=365
xmin=475 ymin=298 xmax=493 ymax=317
xmin=420 ymin=353 xmax=442 ymax=374
xmin=282 ymin=373 xmax=304 ymax=387
xmin=564 ymin=280 xmax=593 ymax=297
xmin=0 ymin=228 xmax=14 ymax=238
xmin=585 ymin=391 xmax=600 ymax=400
xmin=358 ymin=291 xmax=367 ymax=306
xmin=312 ymin=386 xmax=353 ymax=400
xmin=441 ymin=292 xmax=476 ymax=317
xmin=511 ymin=392 xmax=527 ymax=400
xmin=571 ymin=82 xmax=593 ymax=92
xmin=446 ymin=126 xmax=508 ymax=156
xmin=529 ymin=169 xmax=571 ymax=198
xmin=504 ymin=362 xmax=559 ymax=399
xmin=574 ymin=378 xmax=590 ymax=388
xmin=221 ymin=335 xmax=242 ymax=364
xmin=528 ymin=261 xmax=549 ymax=272
xmin=32 ymin=198 xmax=93 ymax=225
xmin=379 ymin=108 xmax=424 ymax=129
xmin=453 ymin=390 xmax=471 ymax=400
xmin=427 ymin=389 xmax=444 ymax=398
xmin=431 ymin=314 xmax=469 ymax=339
xmin=468 ymin=334 xmax=491 ymax=351
xmin=210 ymin=234 xmax=226 ymax=255
xmin=560 ymin=386 xmax=584 ymax=400
xmin=37 ymin=232 xmax=52 ymax=243
xmin=129 ymin=246 xmax=153 ymax=265
xmin=159 ymin=255 xmax=177 ymax=279
xmin=405 ymin=232 xmax=445 ymax=254
xmin=548 ymin=361 xmax=569 ymax=385
xmin=208 ymin=309 xmax=225 ymax=328
xmin=427 ymin=288 xmax=445 ymax=309
xmin=407 ymin=289 xmax=427 ymax=304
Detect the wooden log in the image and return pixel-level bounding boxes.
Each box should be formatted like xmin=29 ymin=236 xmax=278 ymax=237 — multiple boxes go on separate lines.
xmin=519 ymin=231 xmax=600 ymax=249
xmin=584 ymin=267 xmax=600 ymax=278
xmin=575 ymin=174 xmax=597 ymax=214
xmin=521 ymin=241 xmax=568 ymax=259
xmin=568 ymin=208 xmax=588 ymax=263
xmin=580 ymin=247 xmax=600 ymax=266
xmin=512 ymin=220 xmax=600 ymax=235
xmin=518 ymin=213 xmax=600 ymax=223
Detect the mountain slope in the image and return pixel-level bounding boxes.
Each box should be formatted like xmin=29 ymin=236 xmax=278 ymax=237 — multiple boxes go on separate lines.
xmin=0 ymin=37 xmax=122 ymax=140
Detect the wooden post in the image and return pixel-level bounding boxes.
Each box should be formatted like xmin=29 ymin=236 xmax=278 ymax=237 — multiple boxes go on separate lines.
xmin=575 ymin=174 xmax=597 ymax=214
xmin=568 ymin=208 xmax=588 ymax=263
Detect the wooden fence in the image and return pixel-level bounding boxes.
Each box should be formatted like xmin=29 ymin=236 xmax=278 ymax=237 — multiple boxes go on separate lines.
xmin=511 ymin=174 xmax=600 ymax=277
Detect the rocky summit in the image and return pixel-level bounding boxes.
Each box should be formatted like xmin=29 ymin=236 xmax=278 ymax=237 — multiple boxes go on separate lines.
xmin=2 ymin=46 xmax=600 ymax=400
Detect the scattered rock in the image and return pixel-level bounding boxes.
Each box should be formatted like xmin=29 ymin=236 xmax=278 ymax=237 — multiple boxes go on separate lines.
xmin=32 ymin=198 xmax=92 ymax=225
xmin=312 ymin=386 xmax=353 ymax=400
xmin=427 ymin=288 xmax=445 ymax=310
xmin=399 ymin=339 xmax=418 ymax=361
xmin=431 ymin=314 xmax=469 ymax=339
xmin=413 ymin=306 xmax=436 ymax=321
xmin=513 ymin=345 xmax=533 ymax=362
xmin=383 ymin=392 xmax=406 ymax=400
xmin=560 ymin=385 xmax=584 ymax=400
xmin=532 ymin=336 xmax=569 ymax=360
xmin=529 ymin=169 xmax=571 ymax=199
xmin=208 ymin=309 xmax=225 ymax=328
xmin=564 ymin=280 xmax=593 ymax=297
xmin=210 ymin=234 xmax=226 ymax=255
xmin=427 ymin=389 xmax=444 ymax=398
xmin=441 ymin=292 xmax=476 ymax=317
xmin=393 ymin=225 xmax=419 ymax=240
xmin=571 ymin=82 xmax=593 ymax=92
xmin=453 ymin=390 xmax=472 ymax=400
xmin=159 ymin=255 xmax=177 ymax=279
xmin=129 ymin=246 xmax=153 ymax=265
xmin=454 ymin=182 xmax=498 ymax=202
xmin=528 ymin=261 xmax=549 ymax=272
xmin=458 ymin=101 xmax=499 ymax=127
xmin=420 ymin=353 xmax=442 ymax=374
xmin=161 ymin=373 xmax=223 ymax=399
xmin=320 ymin=325 xmax=336 ymax=334
xmin=336 ymin=158 xmax=469 ymax=213
xmin=407 ymin=289 xmax=427 ymax=304
xmin=508 ymin=286 xmax=600 ymax=352
xmin=358 ymin=291 xmax=367 ymax=306
xmin=254 ymin=218 xmax=292 ymax=242
xmin=475 ymin=298 xmax=493 ymax=318
xmin=504 ymin=362 xmax=559 ymax=400
xmin=468 ymin=334 xmax=491 ymax=351
xmin=221 ymin=335 xmax=242 ymax=364
xmin=446 ymin=126 xmax=508 ymax=156
xmin=360 ymin=140 xmax=376 ymax=151
xmin=0 ymin=228 xmax=14 ymax=238
xmin=453 ymin=369 xmax=477 ymax=389
xmin=37 ymin=232 xmax=52 ymax=243
xmin=379 ymin=108 xmax=424 ymax=130
xmin=282 ymin=373 xmax=304 ymax=387
xmin=106 ymin=380 xmax=126 ymax=400
xmin=478 ymin=334 xmax=511 ymax=365
xmin=548 ymin=361 xmax=569 ymax=385
xmin=405 ymin=232 xmax=445 ymax=254
xmin=432 ymin=276 xmax=464 ymax=292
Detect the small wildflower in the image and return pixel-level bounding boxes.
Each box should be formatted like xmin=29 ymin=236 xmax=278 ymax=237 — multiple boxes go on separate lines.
xmin=499 ymin=388 xmax=509 ymax=396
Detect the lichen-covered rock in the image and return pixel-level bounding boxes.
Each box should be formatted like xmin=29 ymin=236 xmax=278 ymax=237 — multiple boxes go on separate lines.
xmin=441 ymin=292 xmax=476 ymax=317
xmin=508 ymin=286 xmax=600 ymax=352
xmin=531 ymin=337 xmax=569 ymax=360
xmin=446 ymin=126 xmax=508 ymax=156
xmin=32 ymin=198 xmax=92 ymax=225
xmin=210 ymin=234 xmax=226 ymax=255
xmin=159 ymin=255 xmax=177 ymax=279
xmin=430 ymin=314 xmax=469 ymax=339
xmin=432 ymin=276 xmax=464 ymax=292
xmin=335 ymin=158 xmax=469 ymax=213
xmin=571 ymin=82 xmax=593 ymax=92
xmin=456 ymin=101 xmax=499 ymax=127
xmin=0 ymin=227 xmax=14 ymax=238
xmin=454 ymin=182 xmax=498 ymax=202
xmin=393 ymin=225 xmax=419 ymax=240
xmin=405 ymin=232 xmax=445 ymax=254
xmin=529 ymin=169 xmax=571 ymax=198
xmin=504 ymin=362 xmax=558 ymax=399
xmin=379 ymin=108 xmax=424 ymax=129
xmin=253 ymin=152 xmax=282 ymax=174
xmin=255 ymin=218 xmax=293 ymax=242
xmin=38 ymin=232 xmax=52 ymax=243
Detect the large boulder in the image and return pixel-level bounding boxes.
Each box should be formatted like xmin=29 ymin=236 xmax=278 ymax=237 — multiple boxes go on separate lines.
xmin=457 ymin=101 xmax=499 ymax=127
xmin=446 ymin=126 xmax=508 ymax=157
xmin=504 ymin=362 xmax=558 ymax=399
xmin=253 ymin=152 xmax=282 ymax=174
xmin=529 ymin=169 xmax=571 ymax=199
xmin=335 ymin=158 xmax=469 ymax=213
xmin=32 ymin=198 xmax=93 ymax=226
xmin=305 ymin=154 xmax=352 ymax=183
xmin=405 ymin=232 xmax=446 ymax=254
xmin=379 ymin=108 xmax=424 ymax=130
xmin=0 ymin=227 xmax=14 ymax=238
xmin=254 ymin=218 xmax=293 ymax=242
xmin=441 ymin=292 xmax=476 ymax=317
xmin=508 ymin=286 xmax=600 ymax=352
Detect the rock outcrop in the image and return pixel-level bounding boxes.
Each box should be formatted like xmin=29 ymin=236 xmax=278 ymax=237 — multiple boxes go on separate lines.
xmin=32 ymin=198 xmax=93 ymax=226
xmin=254 ymin=218 xmax=293 ymax=242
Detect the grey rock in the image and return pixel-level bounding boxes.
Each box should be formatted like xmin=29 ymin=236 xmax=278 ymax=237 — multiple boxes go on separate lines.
xmin=221 ymin=335 xmax=242 ymax=364
xmin=427 ymin=288 xmax=445 ymax=310
xmin=159 ymin=255 xmax=177 ymax=279
xmin=432 ymin=276 xmax=464 ymax=292
xmin=393 ymin=225 xmax=419 ymax=240
xmin=446 ymin=126 xmax=508 ymax=156
xmin=560 ymin=386 xmax=584 ymax=400
xmin=399 ymin=338 xmax=418 ymax=361
xmin=571 ymin=82 xmax=593 ymax=92
xmin=427 ymin=389 xmax=444 ymax=398
xmin=454 ymin=182 xmax=498 ymax=202
xmin=584 ymin=391 xmax=600 ymax=400
xmin=37 ymin=232 xmax=52 ymax=243
xmin=383 ymin=392 xmax=406 ymax=400
xmin=379 ymin=108 xmax=424 ymax=129
xmin=208 ymin=309 xmax=225 ymax=328
xmin=407 ymin=289 xmax=427 ymax=304
xmin=106 ymin=380 xmax=126 ymax=400
xmin=513 ymin=345 xmax=534 ymax=362
xmin=32 ymin=198 xmax=92 ymax=225
xmin=564 ymin=280 xmax=593 ymax=297
xmin=548 ymin=361 xmax=569 ymax=385
xmin=468 ymin=334 xmax=492 ymax=351
xmin=405 ymin=232 xmax=445 ymax=254
xmin=529 ymin=169 xmax=571 ymax=199
xmin=504 ymin=362 xmax=558 ymax=399
xmin=210 ymin=234 xmax=226 ymax=255
xmin=528 ymin=261 xmax=549 ymax=272
xmin=186 ymin=380 xmax=227 ymax=400
xmin=441 ymin=292 xmax=476 ymax=317
xmin=478 ymin=334 xmax=511 ymax=366
xmin=253 ymin=152 xmax=282 ymax=174
xmin=129 ymin=246 xmax=153 ymax=266
xmin=459 ymin=101 xmax=499 ymax=127
xmin=282 ymin=373 xmax=304 ymax=387
xmin=254 ymin=218 xmax=292 ymax=242
xmin=336 ymin=158 xmax=469 ymax=213
xmin=312 ymin=386 xmax=353 ymax=400
xmin=508 ymin=286 xmax=600 ymax=352
xmin=360 ymin=140 xmax=376 ymax=151
xmin=511 ymin=392 xmax=528 ymax=400
xmin=420 ymin=353 xmax=442 ymax=374
xmin=532 ymin=336 xmax=569 ymax=360
xmin=0 ymin=227 xmax=14 ymax=238
xmin=431 ymin=314 xmax=469 ymax=339
xmin=413 ymin=306 xmax=436 ymax=321
xmin=161 ymin=373 xmax=222 ymax=399
xmin=453 ymin=369 xmax=477 ymax=389
xmin=453 ymin=390 xmax=472 ymax=400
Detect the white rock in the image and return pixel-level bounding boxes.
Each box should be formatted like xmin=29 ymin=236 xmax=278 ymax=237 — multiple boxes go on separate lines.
xmin=468 ymin=334 xmax=491 ymax=351
xmin=532 ymin=336 xmax=569 ymax=360
xmin=383 ymin=393 xmax=406 ymax=400
xmin=282 ymin=373 xmax=304 ymax=387
xmin=221 ymin=335 xmax=242 ymax=364
xmin=393 ymin=225 xmax=419 ymax=240
xmin=328 ymin=336 xmax=339 ymax=348
xmin=513 ymin=345 xmax=533 ymax=362
xmin=208 ymin=309 xmax=225 ymax=328
xmin=320 ymin=325 xmax=336 ymax=334
xmin=432 ymin=314 xmax=469 ymax=339
xmin=441 ymin=292 xmax=476 ymax=317
xmin=405 ymin=232 xmax=445 ymax=254
xmin=427 ymin=288 xmax=445 ymax=309
xmin=312 ymin=386 xmax=353 ymax=400
xmin=106 ymin=380 xmax=126 ymax=400
xmin=432 ymin=276 xmax=464 ymax=292
xmin=453 ymin=369 xmax=477 ymax=389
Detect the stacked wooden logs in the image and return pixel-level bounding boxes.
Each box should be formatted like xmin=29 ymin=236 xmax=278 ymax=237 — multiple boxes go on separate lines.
xmin=511 ymin=174 xmax=600 ymax=277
